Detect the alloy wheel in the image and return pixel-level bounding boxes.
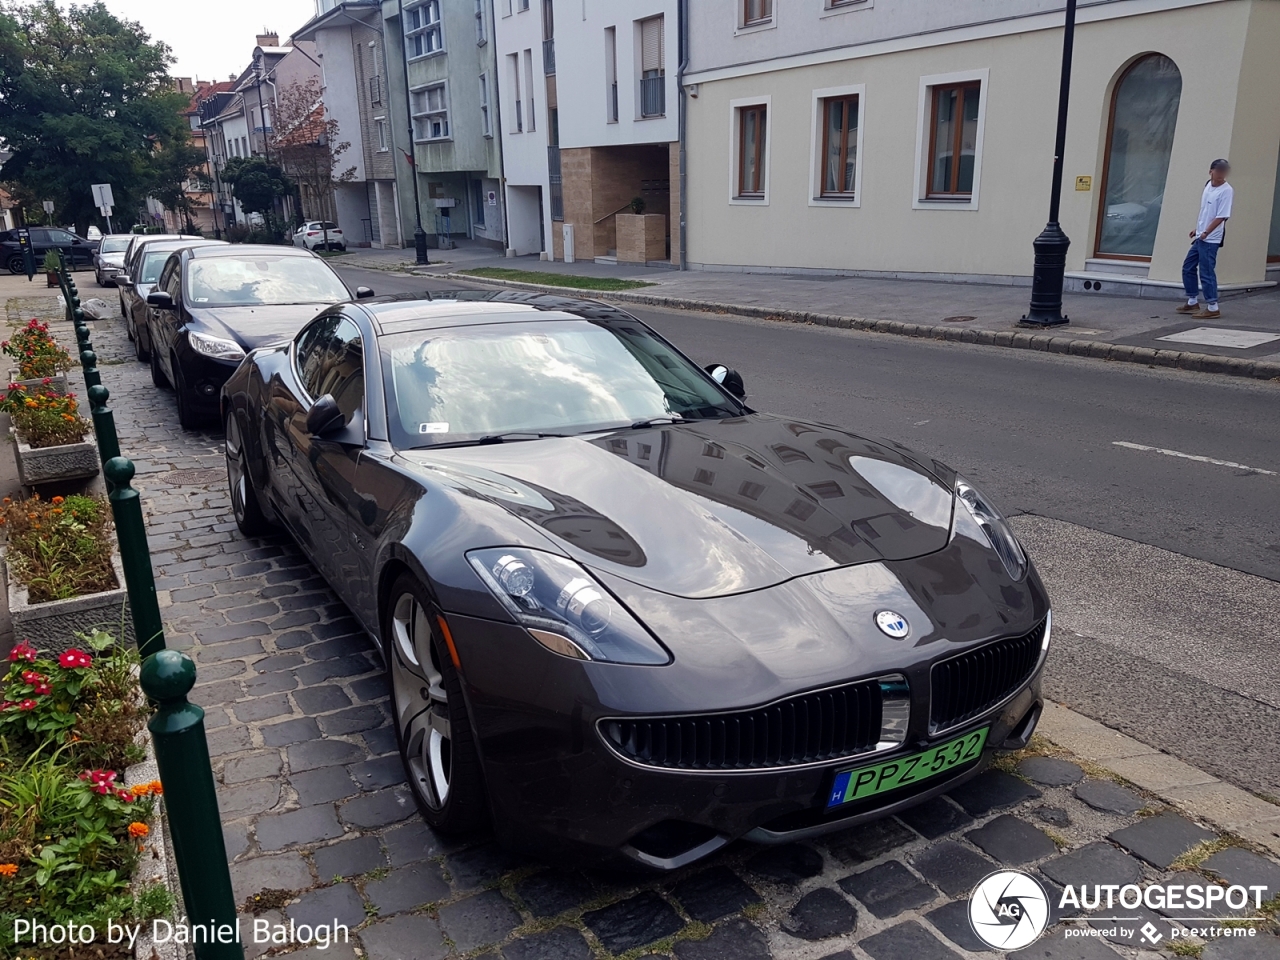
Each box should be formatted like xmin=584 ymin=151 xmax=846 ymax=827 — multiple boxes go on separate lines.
xmin=225 ymin=414 xmax=248 ymax=525
xmin=390 ymin=592 xmax=452 ymax=811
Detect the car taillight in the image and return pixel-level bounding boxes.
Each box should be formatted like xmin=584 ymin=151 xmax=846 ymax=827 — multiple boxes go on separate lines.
xmin=307 ymin=232 xmax=318 ymax=237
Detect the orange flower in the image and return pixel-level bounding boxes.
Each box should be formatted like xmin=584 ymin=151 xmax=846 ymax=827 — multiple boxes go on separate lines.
xmin=148 ymin=780 xmax=164 ymax=796
xmin=128 ymin=822 xmax=149 ymax=838
xmin=132 ymin=782 xmax=152 ymax=797
xmin=51 ymin=496 xmax=63 ymax=504
xmin=0 ymin=864 xmax=16 ymax=877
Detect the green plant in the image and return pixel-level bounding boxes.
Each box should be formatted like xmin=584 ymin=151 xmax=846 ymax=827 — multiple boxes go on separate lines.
xmin=460 ymin=268 xmax=655 ymax=291
xmin=1 ymin=386 xmax=90 ymax=448
xmin=0 ymin=494 xmax=116 ymax=602
xmin=629 ymin=196 xmax=646 ymax=215
xmin=2 ymin=319 xmax=73 ymax=380
xmin=39 ymin=250 xmax=61 ymax=274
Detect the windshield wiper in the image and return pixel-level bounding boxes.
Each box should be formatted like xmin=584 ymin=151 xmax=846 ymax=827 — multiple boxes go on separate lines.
xmin=476 ymin=431 xmax=570 ymax=445
xmin=630 ymin=416 xmax=695 ymax=429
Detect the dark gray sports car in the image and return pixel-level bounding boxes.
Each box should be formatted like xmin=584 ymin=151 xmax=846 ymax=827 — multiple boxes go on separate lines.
xmin=221 ymin=291 xmax=1051 ymax=870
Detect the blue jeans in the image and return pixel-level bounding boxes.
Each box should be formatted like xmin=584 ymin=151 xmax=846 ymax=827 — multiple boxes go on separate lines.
xmin=1182 ymin=239 xmax=1220 ymax=304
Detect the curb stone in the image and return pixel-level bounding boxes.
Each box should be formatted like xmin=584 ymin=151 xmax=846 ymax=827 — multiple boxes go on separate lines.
xmin=436 ymin=273 xmax=1280 ymax=382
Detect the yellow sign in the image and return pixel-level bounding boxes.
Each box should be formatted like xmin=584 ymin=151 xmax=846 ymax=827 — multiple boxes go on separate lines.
xmin=1075 ymin=176 xmax=1093 ymax=191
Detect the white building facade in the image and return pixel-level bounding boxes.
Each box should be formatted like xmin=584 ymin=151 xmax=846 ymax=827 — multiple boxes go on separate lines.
xmin=683 ymin=0 xmax=1280 ymax=294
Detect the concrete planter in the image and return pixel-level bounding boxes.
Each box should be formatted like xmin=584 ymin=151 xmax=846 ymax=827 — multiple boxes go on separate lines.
xmin=13 ymin=430 xmax=99 ymax=485
xmin=4 ymin=543 xmax=133 ymax=653
xmin=7 ymin=369 xmax=70 ymax=394
xmin=617 ymin=213 xmax=667 ymax=264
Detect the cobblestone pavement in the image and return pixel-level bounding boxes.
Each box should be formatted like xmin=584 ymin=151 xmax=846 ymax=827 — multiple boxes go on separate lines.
xmin=52 ymin=298 xmax=1280 ymax=960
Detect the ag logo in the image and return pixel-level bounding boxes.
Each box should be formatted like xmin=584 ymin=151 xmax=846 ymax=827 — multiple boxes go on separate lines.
xmin=968 ymin=870 xmax=1050 ymax=950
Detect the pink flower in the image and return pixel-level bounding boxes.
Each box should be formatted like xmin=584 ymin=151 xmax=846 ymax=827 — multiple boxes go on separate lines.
xmin=18 ymin=700 xmax=36 ymax=711
xmin=8 ymin=642 xmax=36 ymax=663
xmin=58 ymin=649 xmax=92 ymax=669
xmin=0 ymin=701 xmax=13 ymax=711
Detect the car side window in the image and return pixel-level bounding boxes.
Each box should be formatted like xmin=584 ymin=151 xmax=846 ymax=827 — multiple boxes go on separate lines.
xmin=296 ymin=317 xmax=364 ymax=421
xmin=48 ymin=230 xmax=75 ymax=244
xmin=156 ymin=261 xmax=179 ymax=301
xmin=29 ymin=229 xmax=49 ymax=244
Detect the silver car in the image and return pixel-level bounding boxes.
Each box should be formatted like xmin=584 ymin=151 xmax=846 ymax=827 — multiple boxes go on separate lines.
xmin=94 ymin=235 xmax=134 ymax=286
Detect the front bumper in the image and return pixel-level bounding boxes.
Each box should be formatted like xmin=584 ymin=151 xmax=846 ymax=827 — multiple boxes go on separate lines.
xmin=445 ymin=608 xmax=1046 ymax=870
xmin=175 ymin=342 xmax=241 ymax=413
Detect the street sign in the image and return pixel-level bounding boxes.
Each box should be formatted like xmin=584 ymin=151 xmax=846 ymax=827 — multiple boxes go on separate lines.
xmin=42 ymin=201 xmax=54 ymax=215
xmin=99 ymin=206 xmax=113 ymax=218
xmin=91 ymin=183 xmax=115 ymax=209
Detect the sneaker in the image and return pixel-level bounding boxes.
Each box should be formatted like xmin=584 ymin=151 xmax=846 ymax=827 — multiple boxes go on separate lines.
xmin=1175 ymin=303 xmax=1198 ymax=314
xmin=1191 ymin=309 xmax=1221 ymax=319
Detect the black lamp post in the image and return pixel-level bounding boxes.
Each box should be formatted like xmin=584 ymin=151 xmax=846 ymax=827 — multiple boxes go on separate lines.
xmin=1022 ymin=0 xmax=1078 ymax=327
xmin=398 ymin=0 xmax=429 ymax=265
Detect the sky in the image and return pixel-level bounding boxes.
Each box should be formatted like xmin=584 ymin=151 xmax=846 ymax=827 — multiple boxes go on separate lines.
xmin=80 ymin=0 xmax=318 ymax=83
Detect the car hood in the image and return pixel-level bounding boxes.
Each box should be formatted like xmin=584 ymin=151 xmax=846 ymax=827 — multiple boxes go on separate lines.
xmin=187 ymin=303 xmax=338 ymax=351
xmin=402 ymin=415 xmax=956 ymax=599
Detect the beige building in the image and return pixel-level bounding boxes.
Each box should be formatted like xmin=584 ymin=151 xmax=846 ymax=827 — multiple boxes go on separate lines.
xmin=683 ymin=0 xmax=1280 ymax=296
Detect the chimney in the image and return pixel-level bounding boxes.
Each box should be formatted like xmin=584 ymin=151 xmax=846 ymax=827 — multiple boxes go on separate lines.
xmin=256 ymin=29 xmax=279 ymax=47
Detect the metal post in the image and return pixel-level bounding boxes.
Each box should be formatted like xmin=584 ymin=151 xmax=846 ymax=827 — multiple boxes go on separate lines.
xmin=398 ymin=0 xmax=429 ymax=265
xmin=138 ymin=649 xmax=243 ymax=960
xmin=1021 ymin=0 xmax=1077 ymax=327
xmin=88 ymin=384 xmax=122 ymax=465
xmin=79 ymin=348 xmax=102 ymax=392
xmin=104 ymin=457 xmax=166 ymax=658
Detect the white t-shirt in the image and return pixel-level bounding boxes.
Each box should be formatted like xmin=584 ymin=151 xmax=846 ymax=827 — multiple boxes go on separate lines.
xmin=1196 ymin=181 xmax=1233 ymax=243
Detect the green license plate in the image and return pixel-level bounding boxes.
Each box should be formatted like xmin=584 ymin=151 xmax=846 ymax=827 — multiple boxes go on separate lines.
xmin=826 ymin=727 xmax=989 ymax=809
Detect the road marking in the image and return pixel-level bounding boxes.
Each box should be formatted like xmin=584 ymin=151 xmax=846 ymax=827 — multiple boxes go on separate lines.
xmin=914 ymin=420 xmax=930 ymax=426
xmin=1112 ymin=441 xmax=1276 ymax=476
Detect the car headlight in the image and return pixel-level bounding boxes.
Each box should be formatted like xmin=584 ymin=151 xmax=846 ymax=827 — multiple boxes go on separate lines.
xmin=467 ymin=547 xmax=670 ymax=665
xmin=187 ymin=331 xmax=245 ymax=362
xmin=953 ymin=476 xmax=1027 ymax=581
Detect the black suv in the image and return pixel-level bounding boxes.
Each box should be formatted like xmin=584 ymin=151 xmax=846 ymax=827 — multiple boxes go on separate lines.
xmin=2 ymin=228 xmax=99 ymax=274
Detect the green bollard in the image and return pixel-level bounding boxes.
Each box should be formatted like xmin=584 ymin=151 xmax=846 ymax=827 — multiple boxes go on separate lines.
xmin=139 ymin=650 xmax=244 ymax=960
xmin=88 ymin=384 xmax=122 ymax=465
xmin=80 ymin=348 xmax=102 ymax=391
xmin=104 ymin=457 xmax=166 ymax=658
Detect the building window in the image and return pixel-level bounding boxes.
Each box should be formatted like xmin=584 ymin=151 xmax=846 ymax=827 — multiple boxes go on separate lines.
xmin=509 ymin=53 xmax=523 ymax=132
xmin=524 ymin=49 xmax=535 ymax=132
xmin=742 ymin=0 xmax=772 ymax=26
xmin=1270 ymin=151 xmax=1280 ymax=262
xmin=405 ymin=0 xmax=443 ymax=59
xmin=639 ymin=16 xmax=665 ymax=118
xmin=1096 ymin=54 xmax=1183 ymax=260
xmin=737 ymin=104 xmax=767 ymax=198
xmin=519 ymin=0 xmax=529 ymax=10
xmin=376 ymin=117 xmax=388 ymax=151
xmin=411 ymin=82 xmax=450 ymax=141
xmin=605 ymin=26 xmax=618 ymax=123
xmin=479 ymin=73 xmax=491 ymax=136
xmin=826 ymin=0 xmax=868 ymax=7
xmin=369 ymin=75 xmax=382 ymax=104
xmin=475 ymin=0 xmax=486 ymax=43
xmin=819 ymin=95 xmax=858 ymax=197
xmin=927 ymin=82 xmax=981 ymax=198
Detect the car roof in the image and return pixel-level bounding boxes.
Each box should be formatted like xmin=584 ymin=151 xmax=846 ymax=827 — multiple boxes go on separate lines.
xmin=139 ymin=239 xmax=224 ymax=256
xmin=360 ymin=291 xmax=627 ymax=336
xmin=188 ymin=244 xmax=317 ymax=259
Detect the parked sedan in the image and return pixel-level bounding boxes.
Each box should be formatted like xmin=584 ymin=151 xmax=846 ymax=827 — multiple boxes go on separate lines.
xmin=221 ymin=291 xmax=1051 ymax=870
xmin=147 ymin=244 xmax=372 ymax=428
xmin=293 ymin=221 xmax=345 ymax=251
xmin=119 ymin=238 xmax=226 ymax=359
xmin=94 ymin=235 xmax=135 ymax=286
xmin=1 ymin=227 xmax=98 ymax=274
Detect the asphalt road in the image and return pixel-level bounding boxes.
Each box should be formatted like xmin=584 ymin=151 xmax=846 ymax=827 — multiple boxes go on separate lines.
xmin=339 ymin=265 xmax=1280 ymax=794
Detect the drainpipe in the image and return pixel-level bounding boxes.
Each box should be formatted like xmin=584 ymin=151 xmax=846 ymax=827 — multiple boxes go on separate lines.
xmin=677 ymin=0 xmax=688 ymax=271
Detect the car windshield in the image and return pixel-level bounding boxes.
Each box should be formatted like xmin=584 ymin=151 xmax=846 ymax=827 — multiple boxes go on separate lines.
xmin=140 ymin=251 xmax=175 ymax=283
xmin=385 ymin=317 xmax=742 ymax=448
xmin=187 ymin=256 xmax=349 ymax=307
xmin=99 ymin=237 xmax=131 ymax=254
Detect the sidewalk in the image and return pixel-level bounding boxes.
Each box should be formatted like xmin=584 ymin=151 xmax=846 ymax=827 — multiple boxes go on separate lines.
xmin=333 ymin=245 xmax=1280 ymax=380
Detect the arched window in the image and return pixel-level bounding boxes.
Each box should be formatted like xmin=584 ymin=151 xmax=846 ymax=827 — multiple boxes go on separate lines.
xmin=1096 ymin=55 xmax=1182 ymax=259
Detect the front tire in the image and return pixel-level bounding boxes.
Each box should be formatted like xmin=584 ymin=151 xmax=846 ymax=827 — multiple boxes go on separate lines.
xmin=384 ymin=575 xmax=488 ymax=835
xmin=7 ymin=255 xmax=24 ymax=275
xmin=225 ymin=410 xmax=271 ymax=536
xmin=173 ymin=359 xmax=200 ymax=430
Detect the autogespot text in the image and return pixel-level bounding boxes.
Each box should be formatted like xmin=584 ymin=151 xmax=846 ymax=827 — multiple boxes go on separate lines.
xmin=1056 ymin=882 xmax=1270 ymax=911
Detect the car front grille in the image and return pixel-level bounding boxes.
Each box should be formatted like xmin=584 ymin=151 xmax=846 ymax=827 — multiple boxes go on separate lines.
xmin=600 ymin=679 xmax=885 ymax=771
xmin=929 ymin=619 xmax=1047 ymax=732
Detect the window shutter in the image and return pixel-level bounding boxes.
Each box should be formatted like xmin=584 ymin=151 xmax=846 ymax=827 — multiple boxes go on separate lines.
xmin=641 ymin=17 xmax=663 ymax=73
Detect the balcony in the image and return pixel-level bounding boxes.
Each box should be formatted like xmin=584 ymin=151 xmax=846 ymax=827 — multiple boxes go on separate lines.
xmin=542 ymin=38 xmax=555 ymax=75
xmin=640 ymin=75 xmax=665 ymax=118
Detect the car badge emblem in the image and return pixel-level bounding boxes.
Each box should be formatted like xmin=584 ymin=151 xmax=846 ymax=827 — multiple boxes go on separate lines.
xmin=875 ymin=611 xmax=910 ymax=639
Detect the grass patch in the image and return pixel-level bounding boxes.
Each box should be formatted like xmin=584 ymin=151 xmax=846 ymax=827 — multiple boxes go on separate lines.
xmin=461 ymin=267 xmax=655 ymax=291
xmin=1170 ymin=837 xmax=1237 ymax=872
xmin=1168 ymin=939 xmax=1204 ymax=957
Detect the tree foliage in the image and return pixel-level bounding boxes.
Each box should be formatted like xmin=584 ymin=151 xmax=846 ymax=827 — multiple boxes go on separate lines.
xmin=220 ymin=156 xmax=290 ymax=218
xmin=0 ymin=1 xmax=199 ymax=233
xmin=269 ymin=77 xmax=355 ymax=226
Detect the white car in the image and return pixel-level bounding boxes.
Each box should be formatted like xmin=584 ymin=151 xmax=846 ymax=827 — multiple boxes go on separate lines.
xmin=293 ymin=221 xmax=345 ymax=252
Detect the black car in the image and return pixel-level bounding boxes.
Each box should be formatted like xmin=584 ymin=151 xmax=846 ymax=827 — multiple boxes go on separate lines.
xmin=120 ymin=238 xmax=226 ymax=357
xmin=2 ymin=227 xmax=98 ymax=273
xmin=221 ymin=291 xmax=1051 ymax=870
xmin=145 ymin=244 xmax=372 ymax=428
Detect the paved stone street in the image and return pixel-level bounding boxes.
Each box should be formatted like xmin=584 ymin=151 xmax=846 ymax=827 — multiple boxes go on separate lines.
xmin=45 ymin=295 xmax=1280 ymax=959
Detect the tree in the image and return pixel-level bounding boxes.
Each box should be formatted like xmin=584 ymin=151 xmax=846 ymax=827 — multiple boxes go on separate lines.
xmin=221 ymin=155 xmax=291 ymax=221
xmin=0 ymin=1 xmax=197 ymax=234
xmin=270 ymin=77 xmax=355 ymax=227
xmin=149 ymin=137 xmax=210 ymax=231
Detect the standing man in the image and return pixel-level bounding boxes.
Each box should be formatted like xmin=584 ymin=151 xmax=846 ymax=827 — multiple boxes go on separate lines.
xmin=1178 ymin=159 xmax=1233 ymax=319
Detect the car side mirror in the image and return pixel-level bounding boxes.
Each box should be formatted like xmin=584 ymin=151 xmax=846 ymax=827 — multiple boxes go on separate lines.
xmin=705 ymin=363 xmax=746 ymax=399
xmin=146 ymin=291 xmax=174 ymax=309
xmin=116 ymin=277 xmax=133 ymax=287
xmin=355 ymin=286 xmax=375 ymax=299
xmin=306 ymin=394 xmax=346 ymax=437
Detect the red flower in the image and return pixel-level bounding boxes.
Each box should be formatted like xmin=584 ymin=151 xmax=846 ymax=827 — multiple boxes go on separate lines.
xmin=58 ymin=649 xmax=92 ymax=669
xmin=40 ymin=377 xmax=51 ymax=385
xmin=8 ymin=642 xmax=36 ymax=663
xmin=31 ymin=681 xmax=50 ymax=696
xmin=116 ymin=789 xmax=135 ymax=803
xmin=0 ymin=701 xmax=13 ymax=710
xmin=20 ymin=670 xmax=44 ymax=685
xmin=18 ymin=700 xmax=36 ymax=711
